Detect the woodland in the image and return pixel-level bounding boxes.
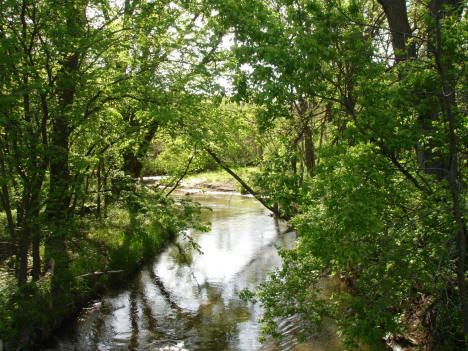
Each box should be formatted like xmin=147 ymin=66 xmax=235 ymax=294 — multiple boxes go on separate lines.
xmin=0 ymin=0 xmax=467 ymax=350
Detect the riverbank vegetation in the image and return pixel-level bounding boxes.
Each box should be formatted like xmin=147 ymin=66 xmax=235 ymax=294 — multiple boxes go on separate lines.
xmin=0 ymin=189 xmax=207 ymax=349
xmin=1 ymin=0 xmax=467 ymax=350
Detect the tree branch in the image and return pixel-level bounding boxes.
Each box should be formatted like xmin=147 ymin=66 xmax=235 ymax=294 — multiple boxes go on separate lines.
xmin=204 ymin=146 xmax=280 ymax=217
xmin=77 ymin=270 xmax=124 ymax=278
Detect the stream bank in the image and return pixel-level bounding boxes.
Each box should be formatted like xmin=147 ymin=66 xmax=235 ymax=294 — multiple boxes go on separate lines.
xmin=1 ymin=197 xmax=188 ymax=351
xmin=142 ymin=175 xmax=239 ymax=193
xmin=44 ymin=193 xmax=345 ymax=351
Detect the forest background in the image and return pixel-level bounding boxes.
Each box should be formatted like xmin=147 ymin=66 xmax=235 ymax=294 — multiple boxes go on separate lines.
xmin=0 ymin=0 xmax=467 ymax=350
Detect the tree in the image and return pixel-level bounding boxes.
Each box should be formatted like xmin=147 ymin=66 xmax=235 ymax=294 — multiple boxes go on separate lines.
xmin=0 ymin=0 xmax=224 ymax=347
xmin=0 ymin=0 xmax=227 ymax=304
xmin=211 ymin=0 xmax=467 ymax=348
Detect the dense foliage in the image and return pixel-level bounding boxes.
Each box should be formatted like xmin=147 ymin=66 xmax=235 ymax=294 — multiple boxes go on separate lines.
xmin=0 ymin=0 xmax=216 ymax=348
xmin=0 ymin=0 xmax=466 ymax=350
xmin=210 ymin=0 xmax=467 ymax=349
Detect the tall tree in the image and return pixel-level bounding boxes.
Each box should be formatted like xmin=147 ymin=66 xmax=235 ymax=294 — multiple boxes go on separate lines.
xmin=210 ymin=0 xmax=467 ymax=348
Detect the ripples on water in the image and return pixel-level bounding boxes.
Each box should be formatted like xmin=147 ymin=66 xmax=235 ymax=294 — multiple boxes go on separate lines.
xmin=46 ymin=193 xmax=344 ymax=351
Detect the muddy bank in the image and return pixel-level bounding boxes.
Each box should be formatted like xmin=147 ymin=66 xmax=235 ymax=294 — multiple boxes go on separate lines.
xmin=142 ymin=176 xmax=239 ymax=193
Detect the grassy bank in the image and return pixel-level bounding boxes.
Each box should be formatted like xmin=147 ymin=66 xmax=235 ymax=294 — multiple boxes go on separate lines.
xmin=0 ymin=189 xmax=207 ymax=350
xmin=181 ymin=167 xmax=258 ymax=193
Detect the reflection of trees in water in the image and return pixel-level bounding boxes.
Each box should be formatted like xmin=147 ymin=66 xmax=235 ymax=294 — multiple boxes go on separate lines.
xmin=90 ymin=312 xmax=105 ymax=348
xmin=148 ymin=265 xmax=181 ymax=311
xmin=68 ymin=302 xmax=108 ymax=350
xmin=129 ymin=287 xmax=139 ymax=351
xmin=180 ymin=283 xmax=248 ymax=351
xmin=137 ymin=282 xmax=160 ymax=333
xmin=170 ymin=241 xmax=194 ymax=266
xmin=82 ymin=266 xmax=336 ymax=351
xmin=66 ymin=198 xmax=300 ymax=350
xmin=167 ymin=242 xmax=202 ymax=291
xmin=131 ymin=266 xmax=250 ymax=351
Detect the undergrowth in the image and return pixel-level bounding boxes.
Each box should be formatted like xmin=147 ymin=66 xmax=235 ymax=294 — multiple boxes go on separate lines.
xmin=0 ymin=186 xmax=208 ymax=350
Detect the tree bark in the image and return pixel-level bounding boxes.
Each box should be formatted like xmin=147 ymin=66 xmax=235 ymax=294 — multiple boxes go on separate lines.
xmin=376 ymin=0 xmax=415 ymax=61
xmin=32 ymin=228 xmax=41 ymax=281
xmin=45 ymin=3 xmax=84 ymax=296
xmin=123 ymin=120 xmax=159 ymax=179
xmin=430 ymin=1 xmax=468 ymax=341
xmin=377 ymin=0 xmax=454 ymax=179
xmin=303 ymin=125 xmax=315 ymax=175
xmin=97 ymin=158 xmax=102 ymax=218
xmin=17 ymin=216 xmax=30 ymax=285
xmin=0 ymin=155 xmax=16 ymax=244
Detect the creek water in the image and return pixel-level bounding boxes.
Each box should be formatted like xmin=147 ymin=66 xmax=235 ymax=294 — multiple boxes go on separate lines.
xmin=46 ymin=193 xmax=344 ymax=351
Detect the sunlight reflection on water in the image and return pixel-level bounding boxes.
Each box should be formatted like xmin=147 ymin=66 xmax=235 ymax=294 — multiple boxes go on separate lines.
xmin=47 ymin=193 xmax=343 ymax=351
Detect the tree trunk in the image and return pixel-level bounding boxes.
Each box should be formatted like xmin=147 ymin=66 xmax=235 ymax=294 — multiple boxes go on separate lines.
xmin=123 ymin=120 xmax=159 ymax=180
xmin=122 ymin=119 xmax=159 ymax=225
xmin=103 ymin=165 xmax=109 ymax=218
xmin=17 ymin=218 xmax=30 ymax=286
xmin=96 ymin=158 xmax=102 ymax=218
xmin=376 ymin=0 xmax=415 ymax=61
xmin=377 ymin=0 xmax=452 ymax=179
xmin=45 ymin=4 xmax=84 ymax=296
xmin=303 ymin=125 xmax=315 ymax=175
xmin=32 ymin=229 xmax=40 ymax=281
xmin=30 ymin=178 xmax=44 ymax=281
xmin=0 ymin=156 xmax=16 ymax=245
xmin=430 ymin=0 xmax=468 ymax=341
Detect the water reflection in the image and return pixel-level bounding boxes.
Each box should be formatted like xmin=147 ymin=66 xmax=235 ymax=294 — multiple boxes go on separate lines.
xmin=46 ymin=193 xmax=343 ymax=351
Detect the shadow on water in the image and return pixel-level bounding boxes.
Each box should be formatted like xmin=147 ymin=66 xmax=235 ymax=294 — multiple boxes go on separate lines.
xmin=147 ymin=266 xmax=180 ymax=311
xmin=46 ymin=193 xmax=345 ymax=351
xmin=129 ymin=287 xmax=139 ymax=351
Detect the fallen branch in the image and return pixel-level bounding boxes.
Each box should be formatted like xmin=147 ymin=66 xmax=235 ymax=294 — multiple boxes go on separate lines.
xmin=77 ymin=270 xmax=124 ymax=278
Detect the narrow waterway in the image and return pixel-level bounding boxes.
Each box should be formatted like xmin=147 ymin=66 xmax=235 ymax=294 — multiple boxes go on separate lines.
xmin=47 ymin=193 xmax=343 ymax=351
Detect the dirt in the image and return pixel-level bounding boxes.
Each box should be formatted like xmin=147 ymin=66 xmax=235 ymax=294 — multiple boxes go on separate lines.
xmin=141 ymin=176 xmax=239 ymax=193
xmin=179 ymin=178 xmax=238 ymax=193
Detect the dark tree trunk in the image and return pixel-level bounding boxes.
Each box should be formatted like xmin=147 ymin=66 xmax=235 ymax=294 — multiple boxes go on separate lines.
xmin=103 ymin=165 xmax=110 ymax=218
xmin=17 ymin=207 xmax=30 ymax=286
xmin=30 ymin=179 xmax=43 ymax=281
xmin=96 ymin=159 xmax=102 ymax=218
xmin=18 ymin=191 xmax=42 ymax=284
xmin=379 ymin=0 xmax=468 ymax=342
xmin=122 ymin=119 xmax=159 ymax=225
xmin=303 ymin=125 xmax=315 ymax=175
xmin=0 ymin=156 xmax=16 ymax=245
xmin=377 ymin=0 xmax=452 ymax=178
xmin=291 ymin=154 xmax=297 ymax=176
xmin=46 ymin=116 xmax=72 ymax=292
xmin=46 ymin=86 xmax=74 ymax=294
xmin=45 ymin=4 xmax=84 ymax=295
xmin=429 ymin=0 xmax=468 ymax=341
xmin=32 ymin=229 xmax=40 ymax=281
xmin=123 ymin=120 xmax=159 ymax=179
xmin=376 ymin=0 xmax=416 ymax=61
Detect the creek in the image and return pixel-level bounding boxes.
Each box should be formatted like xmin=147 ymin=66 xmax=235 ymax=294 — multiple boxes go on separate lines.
xmin=46 ymin=193 xmax=344 ymax=351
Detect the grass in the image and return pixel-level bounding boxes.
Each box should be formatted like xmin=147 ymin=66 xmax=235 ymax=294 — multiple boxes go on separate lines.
xmin=0 ymin=183 xmax=210 ymax=350
xmin=184 ymin=166 xmax=258 ymax=187
xmin=0 ymin=203 xmax=175 ymax=350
